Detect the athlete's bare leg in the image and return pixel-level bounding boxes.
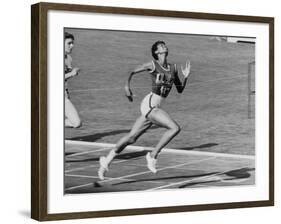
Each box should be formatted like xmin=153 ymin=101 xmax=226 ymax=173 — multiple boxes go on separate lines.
xmin=146 ymin=108 xmax=180 ymax=169
xmin=65 ymin=98 xmax=81 ymax=128
xmin=98 ymin=116 xmax=152 ymax=179
xmin=143 ymin=108 xmax=180 ymax=173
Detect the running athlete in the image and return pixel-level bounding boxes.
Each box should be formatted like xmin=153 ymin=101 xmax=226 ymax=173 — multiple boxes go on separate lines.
xmin=98 ymin=40 xmax=191 ymax=180
xmin=64 ymin=32 xmax=82 ymax=128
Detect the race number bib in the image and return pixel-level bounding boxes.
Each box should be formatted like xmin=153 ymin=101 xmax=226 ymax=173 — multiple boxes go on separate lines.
xmin=156 ymin=73 xmax=165 ymax=84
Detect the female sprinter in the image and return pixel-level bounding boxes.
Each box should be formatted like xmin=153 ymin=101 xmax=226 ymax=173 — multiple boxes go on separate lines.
xmin=64 ymin=32 xmax=81 ymax=128
xmin=98 ymin=40 xmax=191 ymax=180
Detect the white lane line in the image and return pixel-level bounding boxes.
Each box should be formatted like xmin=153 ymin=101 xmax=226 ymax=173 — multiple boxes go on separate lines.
xmin=65 ymin=174 xmax=217 ymax=191
xmin=65 ymin=174 xmax=133 ymax=191
xmin=146 ymin=166 xmax=249 ymax=191
xmin=66 ymin=147 xmax=111 ymax=158
xmin=65 ymin=183 xmax=94 ymax=191
xmin=66 ymin=173 xmax=131 ymax=181
xmin=65 ymin=140 xmax=255 ymax=160
xmin=65 ymin=165 xmax=97 ymax=173
xmin=99 ymin=157 xmax=216 ymax=184
xmin=220 ymin=178 xmax=252 ymax=183
xmin=65 ymin=158 xmax=134 ymax=173
xmin=65 ymin=174 xmax=166 ymax=191
xmin=65 ymin=157 xmax=216 ymax=191
xmin=66 ymin=157 xmax=216 ymax=190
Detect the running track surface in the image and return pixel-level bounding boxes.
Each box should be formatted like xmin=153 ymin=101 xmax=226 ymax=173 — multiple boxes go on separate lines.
xmin=65 ymin=141 xmax=255 ymax=194
xmin=63 ymin=29 xmax=255 ymax=194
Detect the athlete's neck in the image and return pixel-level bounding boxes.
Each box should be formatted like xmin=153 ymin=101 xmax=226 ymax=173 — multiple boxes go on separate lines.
xmin=157 ymin=57 xmax=168 ymax=68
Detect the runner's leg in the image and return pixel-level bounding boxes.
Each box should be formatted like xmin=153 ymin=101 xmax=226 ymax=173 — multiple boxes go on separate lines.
xmin=115 ymin=116 xmax=152 ymax=153
xmin=65 ymin=98 xmax=81 ymax=128
xmin=98 ymin=116 xmax=152 ymax=179
xmin=148 ymin=108 xmax=180 ymax=159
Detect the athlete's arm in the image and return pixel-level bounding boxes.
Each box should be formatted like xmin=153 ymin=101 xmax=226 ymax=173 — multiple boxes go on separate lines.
xmin=125 ymin=62 xmax=153 ymax=102
xmin=65 ymin=67 xmax=80 ymax=80
xmin=174 ymin=60 xmax=191 ymax=93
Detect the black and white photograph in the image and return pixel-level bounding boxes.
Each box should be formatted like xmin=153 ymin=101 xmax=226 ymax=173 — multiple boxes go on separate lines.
xmin=2 ymin=0 xmax=280 ymax=223
xmin=30 ymin=3 xmax=273 ymax=220
xmin=64 ymin=28 xmax=256 ymax=194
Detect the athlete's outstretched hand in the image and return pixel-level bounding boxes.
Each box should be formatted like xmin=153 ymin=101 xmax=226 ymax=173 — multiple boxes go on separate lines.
xmin=181 ymin=60 xmax=191 ymax=79
xmin=125 ymin=85 xmax=133 ymax=102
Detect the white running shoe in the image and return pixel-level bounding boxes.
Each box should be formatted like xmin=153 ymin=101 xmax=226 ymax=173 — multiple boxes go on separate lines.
xmin=146 ymin=152 xmax=157 ymax=173
xmin=98 ymin=156 xmax=109 ymax=180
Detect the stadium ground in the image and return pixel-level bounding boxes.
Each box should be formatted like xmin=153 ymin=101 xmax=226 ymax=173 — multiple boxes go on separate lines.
xmin=64 ymin=28 xmax=255 ymax=193
xmin=65 ymin=141 xmax=255 ymax=193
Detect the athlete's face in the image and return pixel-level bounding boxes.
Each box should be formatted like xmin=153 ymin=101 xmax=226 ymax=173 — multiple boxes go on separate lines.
xmin=65 ymin=38 xmax=74 ymax=54
xmin=156 ymin=43 xmax=168 ymax=57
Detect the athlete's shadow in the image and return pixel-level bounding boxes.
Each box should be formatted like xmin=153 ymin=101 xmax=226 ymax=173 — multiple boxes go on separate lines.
xmin=178 ymin=143 xmax=218 ymax=151
xmin=178 ymin=167 xmax=255 ymax=188
xmin=224 ymin=167 xmax=255 ymax=180
xmin=67 ymin=129 xmax=131 ymax=142
xmin=112 ymin=167 xmax=255 ymax=188
xmin=112 ymin=172 xmax=219 ymax=186
xmin=67 ymin=126 xmax=160 ymax=142
xmin=66 ymin=150 xmax=149 ymax=162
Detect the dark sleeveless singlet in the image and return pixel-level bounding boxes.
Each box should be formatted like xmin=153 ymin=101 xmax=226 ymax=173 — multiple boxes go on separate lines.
xmin=150 ymin=60 xmax=177 ymax=98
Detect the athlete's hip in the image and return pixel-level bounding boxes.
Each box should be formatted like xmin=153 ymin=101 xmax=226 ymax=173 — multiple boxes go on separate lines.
xmin=140 ymin=92 xmax=164 ymax=118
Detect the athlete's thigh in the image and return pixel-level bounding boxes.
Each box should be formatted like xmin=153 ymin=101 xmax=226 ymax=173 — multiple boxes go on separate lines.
xmin=129 ymin=115 xmax=152 ymax=138
xmin=65 ymin=98 xmax=80 ymax=121
xmin=149 ymin=108 xmax=178 ymax=129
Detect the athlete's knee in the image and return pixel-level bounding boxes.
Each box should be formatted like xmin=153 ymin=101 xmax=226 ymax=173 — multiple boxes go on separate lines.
xmin=72 ymin=118 xmax=82 ymax=128
xmin=171 ymin=124 xmax=181 ymax=135
xmin=127 ymin=134 xmax=137 ymax=145
xmin=175 ymin=125 xmax=181 ymax=135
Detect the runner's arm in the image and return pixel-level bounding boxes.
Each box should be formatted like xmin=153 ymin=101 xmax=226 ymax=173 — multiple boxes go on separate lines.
xmin=65 ymin=68 xmax=80 ymax=80
xmin=174 ymin=60 xmax=191 ymax=93
xmin=125 ymin=62 xmax=153 ymax=102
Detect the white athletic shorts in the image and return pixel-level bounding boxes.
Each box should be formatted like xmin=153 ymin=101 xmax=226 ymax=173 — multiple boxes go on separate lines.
xmin=140 ymin=92 xmax=164 ymax=118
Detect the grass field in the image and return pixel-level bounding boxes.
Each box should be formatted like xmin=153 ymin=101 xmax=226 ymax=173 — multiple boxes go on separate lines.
xmin=64 ymin=28 xmax=255 ymax=193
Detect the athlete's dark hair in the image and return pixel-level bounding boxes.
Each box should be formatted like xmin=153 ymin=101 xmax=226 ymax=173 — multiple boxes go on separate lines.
xmin=64 ymin=32 xmax=74 ymax=40
xmin=151 ymin=40 xmax=167 ymax=60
